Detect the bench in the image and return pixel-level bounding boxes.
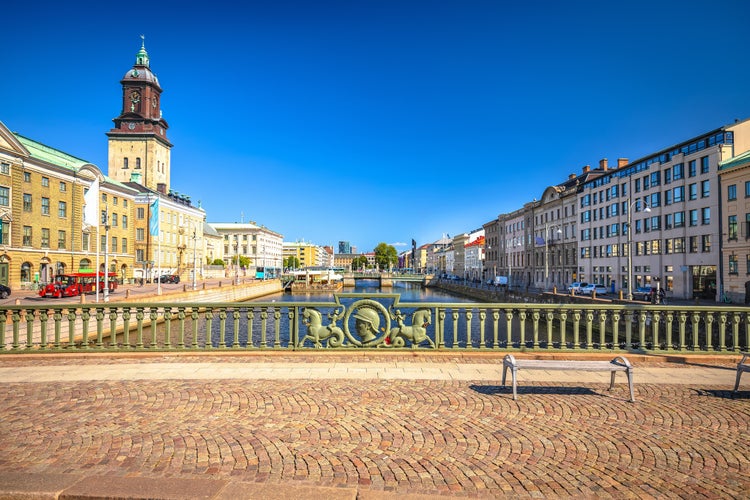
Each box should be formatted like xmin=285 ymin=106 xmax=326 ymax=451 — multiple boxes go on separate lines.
xmin=502 ymin=354 xmax=635 ymax=402
xmin=735 ymin=352 xmax=749 ymax=392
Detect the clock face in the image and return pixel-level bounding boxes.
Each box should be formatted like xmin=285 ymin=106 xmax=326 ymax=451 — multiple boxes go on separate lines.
xmin=152 ymin=97 xmax=157 ymax=108
xmin=128 ymin=123 xmax=135 ymax=130
xmin=130 ymin=91 xmax=140 ymax=103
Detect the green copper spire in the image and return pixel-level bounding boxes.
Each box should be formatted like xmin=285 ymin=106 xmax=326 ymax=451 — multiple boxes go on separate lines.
xmin=135 ymin=34 xmax=150 ymax=67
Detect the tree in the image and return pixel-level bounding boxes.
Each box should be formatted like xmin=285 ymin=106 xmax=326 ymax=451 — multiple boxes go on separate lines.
xmin=284 ymin=256 xmax=300 ymax=269
xmin=374 ymin=242 xmax=398 ymax=271
xmin=351 ymin=255 xmax=368 ymax=271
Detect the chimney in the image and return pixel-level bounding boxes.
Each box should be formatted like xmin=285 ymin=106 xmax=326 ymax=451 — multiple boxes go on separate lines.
xmin=582 ymin=165 xmax=591 ymax=173
xmin=157 ymin=183 xmax=167 ymax=194
xmin=617 ymin=158 xmax=629 ymax=168
xmin=599 ymin=158 xmax=608 ymax=171
xmin=568 ymin=173 xmax=576 ymax=180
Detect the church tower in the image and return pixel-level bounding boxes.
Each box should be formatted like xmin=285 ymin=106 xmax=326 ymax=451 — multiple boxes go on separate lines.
xmin=107 ymin=37 xmax=172 ymax=192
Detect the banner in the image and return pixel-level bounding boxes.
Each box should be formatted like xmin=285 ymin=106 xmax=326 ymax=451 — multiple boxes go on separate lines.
xmin=149 ymin=197 xmax=160 ymax=236
xmin=83 ymin=178 xmax=99 ymax=227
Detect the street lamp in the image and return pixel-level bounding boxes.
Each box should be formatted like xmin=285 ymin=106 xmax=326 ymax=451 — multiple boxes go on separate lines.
xmin=626 ymin=198 xmax=651 ymax=300
xmin=234 ymin=238 xmax=240 ymax=286
xmin=544 ymin=224 xmax=562 ymax=291
xmin=192 ymin=225 xmax=197 ymax=291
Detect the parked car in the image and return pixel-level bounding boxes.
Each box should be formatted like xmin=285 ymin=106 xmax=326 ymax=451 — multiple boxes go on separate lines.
xmin=634 ymin=286 xmax=654 ymax=301
xmin=159 ymin=274 xmax=180 ymax=284
xmin=0 ymin=283 xmax=10 ymax=299
xmin=567 ymin=282 xmax=589 ymax=294
xmin=580 ymin=283 xmax=608 ymax=296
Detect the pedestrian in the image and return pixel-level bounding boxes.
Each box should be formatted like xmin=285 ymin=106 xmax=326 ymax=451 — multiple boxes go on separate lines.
xmin=658 ymin=288 xmax=666 ymax=305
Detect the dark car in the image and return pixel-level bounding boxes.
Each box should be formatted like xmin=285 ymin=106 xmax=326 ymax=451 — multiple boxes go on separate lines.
xmin=0 ymin=284 xmax=10 ymax=299
xmin=634 ymin=286 xmax=654 ymax=301
xmin=159 ymin=274 xmax=180 ymax=284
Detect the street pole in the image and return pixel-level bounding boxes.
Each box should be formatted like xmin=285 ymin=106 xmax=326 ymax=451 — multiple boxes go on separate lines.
xmin=192 ymin=226 xmax=197 ymax=291
xmin=626 ymin=198 xmax=651 ymax=300
xmin=104 ymin=204 xmax=110 ymax=302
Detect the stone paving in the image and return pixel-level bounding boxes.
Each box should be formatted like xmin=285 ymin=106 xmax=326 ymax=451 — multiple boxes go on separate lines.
xmin=0 ymin=354 xmax=747 ymax=499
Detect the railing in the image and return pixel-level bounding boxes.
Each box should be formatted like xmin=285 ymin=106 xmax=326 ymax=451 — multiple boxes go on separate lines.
xmin=1 ymin=293 xmax=748 ymax=353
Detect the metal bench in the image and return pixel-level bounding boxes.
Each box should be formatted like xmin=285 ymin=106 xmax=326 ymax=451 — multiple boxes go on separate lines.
xmin=502 ymin=354 xmax=635 ymax=402
xmin=734 ymin=352 xmax=749 ymax=392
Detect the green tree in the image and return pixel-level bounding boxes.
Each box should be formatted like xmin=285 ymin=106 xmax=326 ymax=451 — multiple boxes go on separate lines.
xmin=374 ymin=242 xmax=398 ymax=270
xmin=351 ymin=255 xmax=368 ymax=271
xmin=210 ymin=258 xmax=225 ymax=266
xmin=284 ymin=256 xmax=300 ymax=269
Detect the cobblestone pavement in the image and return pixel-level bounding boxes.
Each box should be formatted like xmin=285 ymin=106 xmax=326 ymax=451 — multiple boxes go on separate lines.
xmin=0 ymin=355 xmax=748 ymax=499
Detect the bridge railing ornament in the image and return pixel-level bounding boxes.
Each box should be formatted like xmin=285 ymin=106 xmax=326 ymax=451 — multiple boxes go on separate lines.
xmin=0 ymin=293 xmax=748 ymax=353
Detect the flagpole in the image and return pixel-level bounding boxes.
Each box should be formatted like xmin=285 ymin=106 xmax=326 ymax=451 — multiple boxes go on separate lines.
xmin=95 ymin=225 xmax=100 ymax=303
xmin=157 ymin=234 xmax=162 ymax=295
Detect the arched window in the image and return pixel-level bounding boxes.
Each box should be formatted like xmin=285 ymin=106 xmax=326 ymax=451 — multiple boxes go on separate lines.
xmin=123 ymin=157 xmax=129 ymax=169
xmin=56 ymin=261 xmax=65 ymax=275
xmin=21 ymin=262 xmax=32 ymax=282
xmin=135 ymin=158 xmax=141 ymax=169
xmin=79 ymin=258 xmax=91 ymax=270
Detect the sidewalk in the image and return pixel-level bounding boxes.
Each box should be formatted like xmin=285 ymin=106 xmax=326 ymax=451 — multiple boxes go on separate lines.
xmin=0 ymin=353 xmax=747 ymax=499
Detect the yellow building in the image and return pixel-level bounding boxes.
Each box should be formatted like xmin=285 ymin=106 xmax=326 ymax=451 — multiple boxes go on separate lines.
xmin=283 ymin=241 xmax=327 ymax=269
xmin=719 ymin=150 xmax=750 ymax=303
xmin=0 ymin=121 xmax=138 ymax=290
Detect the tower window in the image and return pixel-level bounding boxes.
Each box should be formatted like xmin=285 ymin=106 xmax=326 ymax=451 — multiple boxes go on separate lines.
xmin=136 ymin=158 xmax=141 ymax=169
xmin=124 ymin=158 xmax=129 ymax=169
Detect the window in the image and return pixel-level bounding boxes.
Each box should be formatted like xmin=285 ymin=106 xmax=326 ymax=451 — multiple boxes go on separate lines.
xmin=673 ymin=163 xmax=684 ymax=180
xmin=0 ymin=162 xmax=8 ymax=175
xmin=59 ymin=181 xmax=66 ymax=192
xmin=124 ymin=158 xmax=129 ymax=169
xmin=112 ymin=237 xmax=118 ymax=253
xmin=673 ymin=186 xmax=684 ymax=203
xmin=728 ymin=215 xmax=738 ymax=240
xmin=665 ymin=238 xmax=673 ymax=254
xmin=136 ymin=228 xmax=145 ymax=241
xmin=121 ymin=238 xmax=127 ymax=253
xmin=24 ymin=172 xmax=32 ymax=182
xmin=727 ymin=184 xmax=737 ymax=201
xmin=689 ymin=183 xmax=697 ymax=200
xmin=41 ymin=197 xmax=50 ymax=215
xmin=58 ymin=201 xmax=67 ymax=218
xmin=701 ymin=180 xmax=710 ymax=198
xmin=643 ymin=175 xmax=650 ymax=190
xmin=665 ymin=189 xmax=673 ymax=205
xmin=746 ymin=181 xmax=750 ymax=198
xmin=700 ymin=156 xmax=709 ymax=174
xmin=123 ymin=199 xmax=128 ymax=208
xmin=674 ymin=237 xmax=685 ymax=253
xmin=0 ymin=221 xmax=5 ymax=245
xmin=122 ymin=215 xmax=128 ymax=229
xmin=701 ymin=234 xmax=711 ymax=252
xmin=702 ymin=207 xmax=710 ymax=225
xmin=729 ymin=254 xmax=738 ymax=275
xmin=634 ymin=178 xmax=641 ymax=193
xmin=689 ymin=236 xmax=698 ymax=253
xmin=650 ymin=192 xmax=660 ymax=207
xmin=0 ymin=187 xmax=8 ymax=207
xmin=111 ymin=213 xmax=118 ymax=227
xmin=137 ymin=207 xmax=145 ymax=219
xmin=41 ymin=176 xmax=49 ymax=187
xmin=100 ymin=235 xmax=106 ymax=252
xmin=665 ymin=213 xmax=673 ymax=229
xmin=23 ymin=193 xmax=32 ymax=212
xmin=41 ymin=228 xmax=50 ymax=248
xmin=136 ymin=249 xmax=145 ymax=262
xmin=689 ymin=209 xmax=698 ymax=226
xmin=664 ymin=169 xmax=672 ymax=184
xmin=650 ymin=216 xmax=661 ymax=230
xmin=58 ymin=230 xmax=66 ymax=249
xmin=82 ymin=232 xmax=90 ymax=252
xmin=674 ymin=211 xmax=685 ymax=228
xmin=113 ymin=196 xmax=118 ymax=206
xmin=689 ymin=160 xmax=696 ymax=177
xmin=135 ymin=158 xmax=141 ymax=169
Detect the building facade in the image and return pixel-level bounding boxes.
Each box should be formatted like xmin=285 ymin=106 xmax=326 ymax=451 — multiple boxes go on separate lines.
xmin=211 ymin=222 xmax=283 ymax=276
xmin=718 ymin=150 xmax=750 ymax=303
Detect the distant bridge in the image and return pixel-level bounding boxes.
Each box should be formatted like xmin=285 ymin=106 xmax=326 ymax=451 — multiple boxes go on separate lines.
xmin=343 ymin=273 xmax=431 ymax=287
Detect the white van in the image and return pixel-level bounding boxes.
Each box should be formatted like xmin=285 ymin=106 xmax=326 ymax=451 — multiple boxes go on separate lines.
xmin=492 ymin=276 xmax=508 ymax=286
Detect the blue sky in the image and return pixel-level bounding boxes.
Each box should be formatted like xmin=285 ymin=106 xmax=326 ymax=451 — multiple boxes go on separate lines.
xmin=3 ymin=0 xmax=750 ymax=253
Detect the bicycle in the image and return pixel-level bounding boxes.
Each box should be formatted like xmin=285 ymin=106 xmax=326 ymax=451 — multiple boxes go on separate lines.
xmin=721 ymin=293 xmax=732 ymax=304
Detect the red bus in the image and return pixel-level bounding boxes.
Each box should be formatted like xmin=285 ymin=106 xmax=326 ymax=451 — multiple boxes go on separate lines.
xmin=39 ymin=271 xmax=118 ymax=298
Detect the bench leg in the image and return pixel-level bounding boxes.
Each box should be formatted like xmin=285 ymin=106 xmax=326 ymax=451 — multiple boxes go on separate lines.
xmin=735 ymin=369 xmax=744 ymax=392
xmin=511 ymin=367 xmax=518 ymax=400
xmin=626 ymin=368 xmax=635 ymax=402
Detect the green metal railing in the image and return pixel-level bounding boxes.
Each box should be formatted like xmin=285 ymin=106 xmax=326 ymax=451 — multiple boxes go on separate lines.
xmin=1 ymin=294 xmax=748 ymax=353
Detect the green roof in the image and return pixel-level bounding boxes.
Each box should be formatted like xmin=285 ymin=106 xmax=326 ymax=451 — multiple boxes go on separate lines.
xmin=14 ymin=133 xmax=92 ymax=172
xmin=719 ymin=149 xmax=750 ymax=171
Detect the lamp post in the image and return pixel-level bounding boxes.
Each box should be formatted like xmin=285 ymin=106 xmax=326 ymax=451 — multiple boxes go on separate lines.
xmin=544 ymin=224 xmax=562 ymax=291
xmin=626 ymin=198 xmax=651 ymax=300
xmin=192 ymin=225 xmax=197 ymax=291
xmin=234 ymin=238 xmax=240 ymax=286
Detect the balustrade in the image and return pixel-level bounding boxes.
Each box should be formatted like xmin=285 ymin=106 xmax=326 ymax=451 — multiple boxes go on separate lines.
xmin=1 ymin=295 xmax=747 ymax=353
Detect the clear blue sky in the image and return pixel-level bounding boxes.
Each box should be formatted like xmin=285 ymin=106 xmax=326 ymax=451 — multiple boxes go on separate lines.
xmin=3 ymin=0 xmax=750 ymax=253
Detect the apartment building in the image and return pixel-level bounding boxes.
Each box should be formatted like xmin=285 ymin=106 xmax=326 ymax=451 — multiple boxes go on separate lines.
xmin=718 ymin=150 xmax=750 ymax=303
xmin=211 ymin=222 xmax=283 ymax=274
xmin=576 ymin=119 xmax=750 ymax=299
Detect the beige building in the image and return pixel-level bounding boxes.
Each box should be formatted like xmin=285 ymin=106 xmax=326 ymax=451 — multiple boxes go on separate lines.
xmin=576 ymin=119 xmax=750 ymax=300
xmin=718 ymin=150 xmax=750 ymax=303
xmin=0 ymin=122 xmax=139 ymax=290
xmin=211 ymin=222 xmax=283 ymax=276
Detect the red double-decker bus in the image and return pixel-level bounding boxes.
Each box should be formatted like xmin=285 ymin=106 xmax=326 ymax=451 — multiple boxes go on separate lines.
xmin=39 ymin=271 xmax=118 ymax=298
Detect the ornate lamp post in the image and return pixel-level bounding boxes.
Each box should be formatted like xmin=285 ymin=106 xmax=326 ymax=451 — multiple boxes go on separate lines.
xmin=626 ymin=198 xmax=651 ymax=300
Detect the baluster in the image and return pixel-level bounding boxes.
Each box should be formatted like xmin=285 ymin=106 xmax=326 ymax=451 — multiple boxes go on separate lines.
xmin=67 ymin=309 xmax=77 ymax=349
xmin=731 ymin=313 xmax=740 ymax=352
xmin=664 ymin=311 xmax=673 ymax=352
xmin=718 ymin=312 xmax=727 ymax=352
xmin=95 ymin=307 xmax=105 ymax=348
xmin=638 ymin=311 xmax=647 ymax=349
xmin=465 ymin=310 xmax=473 ymax=349
xmin=177 ymin=307 xmax=186 ymax=349
xmin=519 ymin=310 xmax=527 ymax=348
xmin=218 ymin=309 xmax=227 ymax=348
xmin=559 ymin=311 xmax=568 ymax=349
xmin=625 ymin=310 xmax=633 ymax=350
xmin=53 ymin=309 xmax=62 ymax=349
xmin=612 ymin=311 xmax=620 ymax=349
xmin=233 ymin=309 xmax=241 ymax=348
xmin=451 ymin=311 xmax=459 ymax=348
xmin=437 ymin=309 xmax=445 ymax=348
xmin=678 ymin=312 xmax=687 ymax=351
xmin=39 ymin=310 xmax=49 ymax=349
xmin=479 ymin=310 xmax=486 ymax=349
xmin=0 ymin=310 xmax=6 ymax=350
xmin=24 ymin=308 xmax=35 ymax=350
xmin=691 ymin=312 xmax=700 ymax=351
xmin=12 ymin=309 xmax=21 ymax=350
xmin=205 ymin=308 xmax=214 ymax=349
xmin=274 ymin=308 xmax=282 ymax=348
xmin=492 ymin=310 xmax=499 ymax=348
xmin=163 ymin=308 xmax=173 ymax=349
xmin=572 ymin=310 xmax=580 ymax=349
xmin=110 ymin=308 xmax=119 ymax=349
xmin=652 ymin=311 xmax=661 ymax=351
xmin=135 ymin=307 xmax=145 ymax=349
xmin=260 ymin=310 xmax=268 ymax=349
xmin=531 ymin=310 xmax=540 ymax=348
xmin=122 ymin=308 xmax=131 ymax=348
xmin=191 ymin=309 xmax=200 ymax=349
xmin=598 ymin=310 xmax=607 ymax=349
xmin=505 ymin=311 xmax=513 ymax=347
xmin=704 ymin=313 xmax=714 ymax=351
xmin=287 ymin=310 xmax=295 ymax=350
xmin=545 ymin=310 xmax=554 ymax=347
xmin=80 ymin=308 xmax=91 ymax=349
xmin=149 ymin=308 xmax=159 ymax=348
xmin=246 ymin=309 xmax=255 ymax=349
xmin=585 ymin=310 xmax=594 ymax=349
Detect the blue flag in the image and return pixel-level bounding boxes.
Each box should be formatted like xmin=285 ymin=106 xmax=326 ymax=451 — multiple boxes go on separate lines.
xmin=149 ymin=198 xmax=159 ymax=236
